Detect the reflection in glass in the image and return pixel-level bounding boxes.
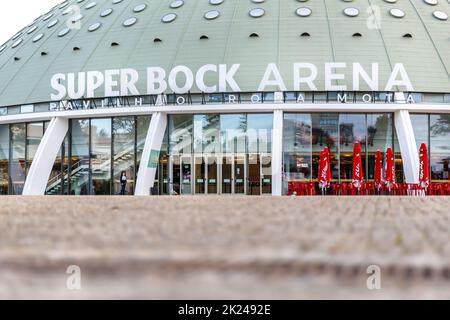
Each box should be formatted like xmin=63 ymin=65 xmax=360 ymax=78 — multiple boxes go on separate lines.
xmin=430 ymin=115 xmax=450 ymax=181
xmin=91 ymin=118 xmax=112 ymax=195
xmin=170 ymin=115 xmax=193 ymax=155
xmin=26 ymin=122 xmax=44 ymax=175
xmin=367 ymin=114 xmax=393 ymax=180
xmin=0 ymin=125 xmax=9 ymax=194
xmin=339 ymin=114 xmax=366 ymax=181
xmin=70 ymin=119 xmax=90 ymax=195
xmin=136 ymin=116 xmax=152 ymax=178
xmin=221 ymin=114 xmax=247 ymax=154
xmin=10 ymin=124 xmax=26 ymax=195
xmin=312 ymin=113 xmax=338 ymax=180
xmin=113 ymin=117 xmax=135 ymax=195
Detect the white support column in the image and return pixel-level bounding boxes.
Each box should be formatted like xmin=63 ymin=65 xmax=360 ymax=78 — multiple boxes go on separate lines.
xmin=395 ymin=109 xmax=419 ymax=184
xmin=272 ymin=109 xmax=283 ymax=196
xmin=135 ymin=112 xmax=168 ymax=196
xmin=23 ymin=117 xmax=69 ymax=195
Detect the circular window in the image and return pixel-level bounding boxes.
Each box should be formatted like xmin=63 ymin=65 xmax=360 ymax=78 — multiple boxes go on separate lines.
xmin=384 ymin=0 xmax=397 ymax=3
xmin=424 ymin=0 xmax=438 ymax=5
xmin=249 ymin=8 xmax=265 ymax=18
xmin=32 ymin=33 xmax=45 ymax=43
xmin=296 ymin=7 xmax=312 ymax=17
xmin=113 ymin=0 xmax=123 ymax=3
xmin=204 ymin=10 xmax=220 ymax=20
xmin=12 ymin=39 xmax=23 ymax=48
xmin=47 ymin=19 xmax=59 ymax=28
xmin=11 ymin=32 xmax=22 ymax=40
xmin=85 ymin=1 xmax=97 ymax=9
xmin=433 ymin=10 xmax=448 ymax=20
xmin=209 ymin=0 xmax=224 ymax=4
xmin=43 ymin=12 xmax=55 ymax=21
xmin=88 ymin=22 xmax=102 ymax=32
xmin=123 ymin=17 xmax=137 ymax=27
xmin=62 ymin=7 xmax=73 ymax=15
xmin=27 ymin=25 xmax=38 ymax=34
xmin=59 ymin=1 xmax=69 ymax=9
xmin=100 ymin=8 xmax=113 ymax=17
xmin=252 ymin=0 xmax=265 ymax=3
xmin=58 ymin=28 xmax=71 ymax=37
xmin=390 ymin=8 xmax=405 ymax=18
xmin=71 ymin=14 xmax=84 ymax=23
xmin=170 ymin=0 xmax=184 ymax=9
xmin=0 ymin=45 xmax=7 ymax=53
xmin=343 ymin=7 xmax=359 ymax=17
xmin=162 ymin=13 xmax=177 ymax=23
xmin=133 ymin=4 xmax=147 ymax=12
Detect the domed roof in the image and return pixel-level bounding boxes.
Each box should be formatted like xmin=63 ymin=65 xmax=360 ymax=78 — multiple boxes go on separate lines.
xmin=0 ymin=0 xmax=449 ymax=106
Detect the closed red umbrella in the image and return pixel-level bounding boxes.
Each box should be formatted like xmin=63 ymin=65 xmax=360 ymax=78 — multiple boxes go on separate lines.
xmin=352 ymin=142 xmax=364 ymax=190
xmin=419 ymin=143 xmax=429 ymax=191
xmin=374 ymin=150 xmax=383 ymax=191
xmin=384 ymin=147 xmax=396 ymax=191
xmin=318 ymin=147 xmax=331 ymax=193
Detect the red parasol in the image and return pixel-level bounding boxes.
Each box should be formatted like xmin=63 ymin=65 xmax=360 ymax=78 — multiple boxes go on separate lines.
xmin=352 ymin=142 xmax=364 ymax=189
xmin=384 ymin=147 xmax=396 ymax=191
xmin=318 ymin=147 xmax=331 ymax=191
xmin=374 ymin=150 xmax=383 ymax=191
xmin=419 ymin=143 xmax=429 ymax=190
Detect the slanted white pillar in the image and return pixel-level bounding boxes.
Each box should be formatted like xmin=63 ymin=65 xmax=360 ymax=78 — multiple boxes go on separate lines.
xmin=394 ymin=94 xmax=419 ymax=183
xmin=272 ymin=109 xmax=283 ymax=196
xmin=23 ymin=117 xmax=69 ymax=195
xmin=135 ymin=112 xmax=168 ymax=196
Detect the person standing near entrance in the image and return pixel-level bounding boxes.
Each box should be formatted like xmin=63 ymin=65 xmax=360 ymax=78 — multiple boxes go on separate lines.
xmin=120 ymin=172 xmax=127 ymax=195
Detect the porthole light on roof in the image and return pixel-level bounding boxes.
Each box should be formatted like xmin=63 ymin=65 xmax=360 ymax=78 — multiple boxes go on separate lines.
xmin=47 ymin=19 xmax=59 ymax=28
xmin=0 ymin=45 xmax=6 ymax=53
xmin=62 ymin=7 xmax=74 ymax=15
xmin=424 ymin=0 xmax=438 ymax=5
xmin=249 ymin=8 xmax=265 ymax=18
xmin=252 ymin=0 xmax=265 ymax=3
xmin=390 ymin=8 xmax=405 ymax=18
xmin=344 ymin=7 xmax=359 ymax=17
xmin=12 ymin=39 xmax=23 ymax=48
xmin=433 ymin=10 xmax=448 ymax=20
xmin=162 ymin=13 xmax=177 ymax=23
xmin=170 ymin=0 xmax=184 ymax=9
xmin=27 ymin=25 xmax=38 ymax=34
xmin=133 ymin=4 xmax=147 ymax=12
xmin=32 ymin=33 xmax=44 ymax=42
xmin=113 ymin=0 xmax=123 ymax=3
xmin=123 ymin=17 xmax=137 ymax=27
xmin=296 ymin=7 xmax=312 ymax=17
xmin=209 ymin=0 xmax=224 ymax=4
xmin=204 ymin=10 xmax=220 ymax=20
xmin=384 ymin=0 xmax=397 ymax=3
xmin=71 ymin=14 xmax=84 ymax=23
xmin=85 ymin=2 xmax=97 ymax=9
xmin=77 ymin=0 xmax=86 ymax=3
xmin=59 ymin=1 xmax=69 ymax=9
xmin=100 ymin=8 xmax=113 ymax=17
xmin=88 ymin=22 xmax=102 ymax=32
xmin=43 ymin=13 xmax=54 ymax=21
xmin=58 ymin=27 xmax=71 ymax=37
xmin=11 ymin=32 xmax=22 ymax=41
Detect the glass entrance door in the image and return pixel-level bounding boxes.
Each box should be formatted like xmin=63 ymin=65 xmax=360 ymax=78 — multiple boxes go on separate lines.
xmin=248 ymin=154 xmax=261 ymax=195
xmin=207 ymin=155 xmax=218 ymax=194
xmin=261 ymin=155 xmax=272 ymax=194
xmin=181 ymin=156 xmax=192 ymax=195
xmin=222 ymin=155 xmax=233 ymax=194
xmin=195 ymin=156 xmax=205 ymax=194
xmin=234 ymin=154 xmax=246 ymax=194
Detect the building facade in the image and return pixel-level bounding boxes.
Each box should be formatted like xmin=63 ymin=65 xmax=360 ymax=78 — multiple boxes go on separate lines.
xmin=0 ymin=0 xmax=449 ymax=196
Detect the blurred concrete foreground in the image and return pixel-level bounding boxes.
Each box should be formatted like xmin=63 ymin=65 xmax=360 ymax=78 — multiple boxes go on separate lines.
xmin=1 ymin=196 xmax=450 ymax=299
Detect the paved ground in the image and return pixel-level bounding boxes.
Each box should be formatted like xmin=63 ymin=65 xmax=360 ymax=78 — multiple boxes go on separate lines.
xmin=1 ymin=196 xmax=450 ymax=299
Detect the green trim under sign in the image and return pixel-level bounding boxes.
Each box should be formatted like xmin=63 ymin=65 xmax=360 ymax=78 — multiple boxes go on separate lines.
xmin=148 ymin=150 xmax=160 ymax=169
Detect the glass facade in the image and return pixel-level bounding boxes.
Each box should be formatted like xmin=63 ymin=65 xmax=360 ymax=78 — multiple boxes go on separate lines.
xmin=1 ymin=111 xmax=450 ymax=196
xmin=283 ymin=113 xmax=395 ymax=194
xmin=411 ymin=114 xmax=450 ymax=182
xmin=167 ymin=113 xmax=273 ymax=195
